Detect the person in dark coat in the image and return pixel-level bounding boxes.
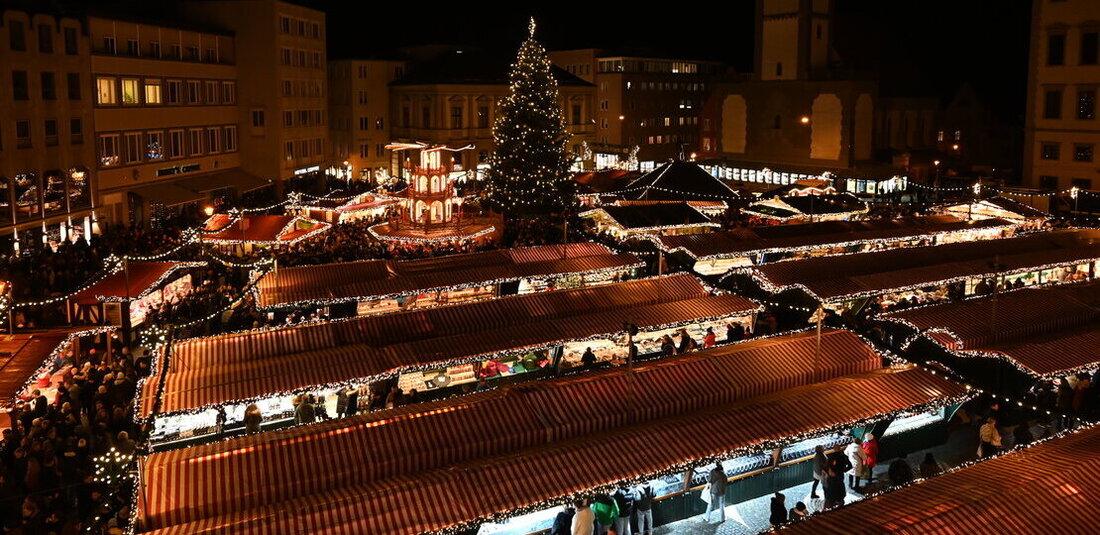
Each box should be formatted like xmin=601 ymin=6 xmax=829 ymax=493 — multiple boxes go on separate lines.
xmin=705 ymin=463 xmax=727 ymax=522
xmin=611 ymin=487 xmax=634 ymax=535
xmin=769 ymin=491 xmax=787 ymax=526
xmin=581 ymin=348 xmax=597 ymax=367
xmin=346 ymin=388 xmax=359 ymax=417
xmin=823 ymin=455 xmax=850 ymax=510
xmin=550 ymin=504 xmax=574 ymax=535
xmin=634 ymin=483 xmax=655 ymax=535
xmin=810 ymin=445 xmax=827 ymax=499
xmin=888 ymin=452 xmax=915 ymax=485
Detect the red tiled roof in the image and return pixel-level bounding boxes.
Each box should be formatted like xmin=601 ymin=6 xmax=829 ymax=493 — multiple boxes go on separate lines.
xmin=781 ymin=425 xmax=1100 ymax=535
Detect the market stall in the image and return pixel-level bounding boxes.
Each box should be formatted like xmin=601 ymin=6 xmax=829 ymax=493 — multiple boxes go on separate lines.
xmin=286 ymin=191 xmax=403 ymax=224
xmin=781 ymin=424 xmax=1100 ymax=535
xmin=201 ymin=213 xmax=330 ymax=253
xmin=932 ymin=196 xmax=1051 ymax=229
xmin=733 ymin=229 xmax=1100 ymax=315
xmin=654 ymin=215 xmax=1017 ymax=275
xmin=580 ymin=202 xmax=719 ymax=239
xmin=67 ymin=261 xmax=203 ymax=329
xmin=136 ymin=358 xmax=969 ymax=535
xmin=140 ymin=274 xmax=759 ymax=443
xmin=742 ymin=193 xmax=870 ymax=223
xmin=255 ymin=242 xmax=644 ymax=312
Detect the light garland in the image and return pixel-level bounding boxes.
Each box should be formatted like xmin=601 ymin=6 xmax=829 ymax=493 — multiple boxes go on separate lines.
xmin=366 ymin=222 xmax=497 ymax=244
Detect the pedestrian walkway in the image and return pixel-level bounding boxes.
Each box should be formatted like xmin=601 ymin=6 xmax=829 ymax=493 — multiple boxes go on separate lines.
xmin=656 ymin=422 xmax=979 ymax=535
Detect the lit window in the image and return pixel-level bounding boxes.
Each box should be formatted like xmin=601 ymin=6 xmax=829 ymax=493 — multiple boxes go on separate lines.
xmin=96 ymin=77 xmax=117 ymax=104
xmin=144 ymin=80 xmax=162 ymax=104
xmin=121 ymin=78 xmax=140 ymax=104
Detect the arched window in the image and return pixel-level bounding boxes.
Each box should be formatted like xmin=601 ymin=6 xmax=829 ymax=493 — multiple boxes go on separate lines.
xmin=430 ymin=175 xmax=440 ymax=193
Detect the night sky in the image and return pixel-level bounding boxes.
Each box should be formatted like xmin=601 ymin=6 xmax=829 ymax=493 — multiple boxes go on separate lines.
xmin=315 ymin=0 xmax=1031 ymax=122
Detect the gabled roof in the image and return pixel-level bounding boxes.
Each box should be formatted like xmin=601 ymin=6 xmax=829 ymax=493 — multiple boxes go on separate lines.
xmin=591 ymin=203 xmax=715 ymax=230
xmin=747 ymin=194 xmax=868 ymax=218
xmin=70 ymin=262 xmax=198 ymax=304
xmin=622 ymin=161 xmax=742 ymax=201
xmin=202 ymin=214 xmax=330 ymax=244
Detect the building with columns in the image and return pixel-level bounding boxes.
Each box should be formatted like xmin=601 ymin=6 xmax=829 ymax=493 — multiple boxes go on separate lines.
xmin=1023 ymin=0 xmax=1100 ymax=191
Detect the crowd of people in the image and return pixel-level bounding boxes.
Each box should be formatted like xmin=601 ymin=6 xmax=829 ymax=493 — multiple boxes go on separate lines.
xmin=2 ymin=331 xmax=138 ymax=533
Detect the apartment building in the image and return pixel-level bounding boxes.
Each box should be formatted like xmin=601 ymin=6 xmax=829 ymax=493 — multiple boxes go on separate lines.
xmin=185 ymin=0 xmax=329 ymax=183
xmin=550 ymin=49 xmax=724 ymax=166
xmin=0 ymin=9 xmax=95 ymax=236
xmin=86 ymin=16 xmax=254 ymax=223
xmin=328 ymin=59 xmax=405 ymax=181
xmin=389 ymin=49 xmax=595 ymax=173
xmin=1023 ymin=0 xmax=1100 ymax=191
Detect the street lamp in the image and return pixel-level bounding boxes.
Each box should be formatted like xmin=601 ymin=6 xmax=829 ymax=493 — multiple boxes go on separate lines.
xmin=203 ymin=206 xmax=215 ymax=217
xmin=799 ymin=115 xmax=811 ymax=125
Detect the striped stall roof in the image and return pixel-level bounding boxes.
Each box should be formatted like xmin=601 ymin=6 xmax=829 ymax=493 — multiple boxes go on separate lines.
xmin=746 ymin=229 xmax=1100 ymax=302
xmin=656 ymin=216 xmax=1013 ymax=260
xmin=780 ymin=424 xmax=1100 ymax=535
xmin=141 ymin=275 xmax=748 ymax=417
xmin=138 ymin=364 xmax=962 ymax=535
xmin=70 ymin=262 xmax=193 ymax=304
xmin=256 ymin=242 xmax=642 ymax=308
xmin=883 ymin=282 xmax=1100 ymax=377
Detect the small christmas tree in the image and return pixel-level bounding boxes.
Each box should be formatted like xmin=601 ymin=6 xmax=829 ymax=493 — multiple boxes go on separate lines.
xmin=486 ymin=18 xmax=575 ymax=217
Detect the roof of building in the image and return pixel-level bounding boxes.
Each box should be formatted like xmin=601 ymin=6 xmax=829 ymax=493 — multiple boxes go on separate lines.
xmin=883 ymin=282 xmax=1100 ymax=378
xmin=591 ymin=203 xmax=715 ymax=230
xmin=391 ymin=50 xmax=593 ymax=86
xmin=0 ymin=332 xmax=72 ymax=410
xmin=69 ymin=262 xmax=197 ymax=305
xmin=622 ymin=161 xmax=742 ymax=202
xmin=141 ymin=274 xmax=760 ymax=417
xmin=138 ymin=361 xmax=964 ymax=535
xmin=746 ymin=194 xmax=868 ymax=219
xmin=655 ymin=216 xmax=1016 ymax=260
xmin=255 ymin=243 xmax=642 ymax=308
xmin=202 ymin=214 xmax=329 ymax=244
xmin=935 ymin=196 xmax=1051 ymax=220
xmin=742 ymin=229 xmax=1100 ymax=302
xmin=780 ymin=424 xmax=1100 ymax=535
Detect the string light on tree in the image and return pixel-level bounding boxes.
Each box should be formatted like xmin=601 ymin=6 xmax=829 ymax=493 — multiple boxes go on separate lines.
xmin=485 ymin=17 xmax=575 ymax=216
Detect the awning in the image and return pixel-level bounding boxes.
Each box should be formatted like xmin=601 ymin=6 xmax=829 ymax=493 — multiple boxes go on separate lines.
xmin=0 ymin=332 xmax=70 ymax=408
xmin=131 ymin=183 xmax=204 ymax=207
xmin=137 ymin=363 xmax=965 ymax=534
xmin=176 ymin=169 xmax=273 ymax=194
xmin=780 ymin=424 xmax=1100 ymax=535
xmin=141 ymin=275 xmax=761 ymax=417
xmin=69 ymin=262 xmax=197 ymax=304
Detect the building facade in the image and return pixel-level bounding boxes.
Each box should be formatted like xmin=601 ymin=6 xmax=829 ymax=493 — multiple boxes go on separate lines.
xmin=86 ymin=16 xmax=245 ymax=223
xmin=0 ymin=9 xmax=96 ymax=238
xmin=1023 ymin=0 xmax=1100 ymax=191
xmin=328 ymin=59 xmax=405 ymax=181
xmin=184 ymin=0 xmax=330 ymax=182
xmin=550 ymin=49 xmax=724 ymax=165
xmin=389 ymin=51 xmax=595 ymax=174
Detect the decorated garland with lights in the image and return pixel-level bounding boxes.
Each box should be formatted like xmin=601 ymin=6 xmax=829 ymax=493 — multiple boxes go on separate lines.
xmin=484 ymin=18 xmax=574 ymax=216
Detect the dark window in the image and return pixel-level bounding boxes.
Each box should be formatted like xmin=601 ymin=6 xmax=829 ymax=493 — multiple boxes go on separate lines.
xmin=776 ymin=62 xmax=783 ymax=76
xmin=1072 ymin=178 xmax=1093 ymax=190
xmin=37 ymin=24 xmax=52 ymax=53
xmin=1039 ymin=175 xmax=1059 ymax=190
xmin=1044 ymin=90 xmax=1063 ymax=119
xmin=1083 ymin=32 xmax=1099 ymax=65
xmin=15 ymin=121 xmax=30 ymax=148
xmin=40 ymin=72 xmax=56 ymax=100
xmin=450 ymin=106 xmax=462 ymax=129
xmin=44 ymin=119 xmax=57 ymax=146
xmin=103 ymin=36 xmax=116 ymax=54
xmin=126 ymin=39 xmax=138 ymax=56
xmin=570 ymin=104 xmax=581 ymax=125
xmin=252 ymin=110 xmax=265 ymax=127
xmin=9 ymin=20 xmax=25 ymax=51
xmin=149 ymin=41 xmax=160 ymax=58
xmin=1048 ymin=33 xmax=1066 ymax=65
xmin=1074 ymin=143 xmax=1094 ymax=162
xmin=70 ymin=117 xmax=82 ymax=144
xmin=1041 ymin=143 xmax=1060 ymax=160
xmin=63 ymin=27 xmax=78 ymax=54
xmin=66 ymin=73 xmax=81 ymax=100
xmin=11 ymin=71 xmax=28 ymax=100
xmin=1077 ymin=89 xmax=1096 ymax=119
xmin=186 ymin=45 xmax=199 ymax=61
xmin=422 ymin=106 xmax=430 ymax=127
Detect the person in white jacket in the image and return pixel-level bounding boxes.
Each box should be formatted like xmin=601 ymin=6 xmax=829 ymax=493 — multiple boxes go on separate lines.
xmin=845 ymin=438 xmax=868 ymax=490
xmin=571 ymin=499 xmax=595 ymax=535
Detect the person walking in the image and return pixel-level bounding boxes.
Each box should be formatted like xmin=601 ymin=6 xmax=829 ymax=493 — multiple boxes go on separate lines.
xmin=705 ymin=463 xmax=727 ymax=522
xmin=769 ymin=491 xmax=787 ymax=527
xmin=979 ymin=417 xmax=1002 ymax=457
xmin=571 ymin=499 xmax=595 ymax=535
xmin=634 ymin=483 xmax=655 ymax=535
xmin=810 ymin=445 xmax=827 ymax=499
xmin=845 ymin=438 xmax=867 ymax=490
xmin=861 ymin=433 xmax=879 ymax=484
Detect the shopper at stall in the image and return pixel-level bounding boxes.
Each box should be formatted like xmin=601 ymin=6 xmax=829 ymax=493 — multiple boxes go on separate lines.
xmin=611 ymin=486 xmax=633 ymax=535
xmin=703 ymin=327 xmax=717 ymax=348
xmin=551 ymin=504 xmax=575 ymax=535
xmin=591 ymin=494 xmax=618 ymax=535
xmin=726 ymin=322 xmax=745 ymax=342
xmin=769 ymin=491 xmax=787 ymax=526
xmin=660 ymin=336 xmax=676 ymax=358
xmin=979 ymin=417 xmax=1002 ymax=457
xmin=571 ymin=499 xmax=595 ymax=535
xmin=705 ymin=463 xmax=727 ymax=522
xmin=581 ymin=348 xmax=597 ymax=368
xmin=634 ymin=483 xmax=655 ymax=535
xmin=810 ymin=445 xmax=827 ymax=499
xmin=293 ymin=395 xmax=316 ymax=425
xmin=243 ymin=404 xmax=263 ymax=434
xmin=919 ymin=452 xmax=943 ymax=478
xmin=845 ymin=437 xmax=867 ymax=490
xmin=823 ymin=455 xmax=850 ymax=510
xmin=888 ymin=452 xmax=915 ymax=485
xmin=861 ymin=433 xmax=879 ymax=484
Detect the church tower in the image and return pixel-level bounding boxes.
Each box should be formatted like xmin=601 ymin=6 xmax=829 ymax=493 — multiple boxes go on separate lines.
xmin=757 ymin=0 xmax=832 ymax=81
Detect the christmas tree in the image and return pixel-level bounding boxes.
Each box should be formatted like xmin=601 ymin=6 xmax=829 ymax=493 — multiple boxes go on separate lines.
xmin=486 ymin=18 xmax=575 ymax=216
